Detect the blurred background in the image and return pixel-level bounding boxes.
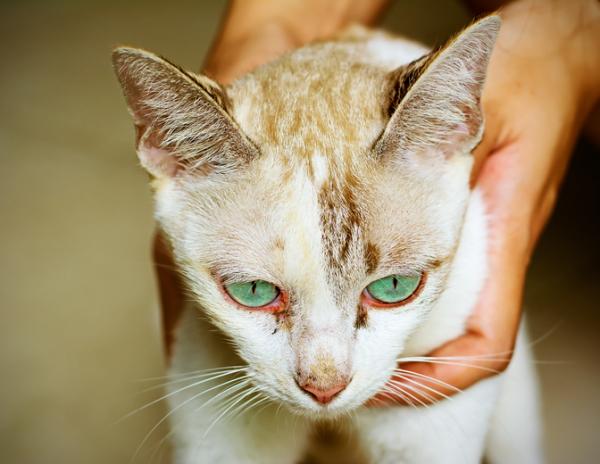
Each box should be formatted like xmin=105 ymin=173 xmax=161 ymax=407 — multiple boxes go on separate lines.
xmin=0 ymin=0 xmax=598 ymax=463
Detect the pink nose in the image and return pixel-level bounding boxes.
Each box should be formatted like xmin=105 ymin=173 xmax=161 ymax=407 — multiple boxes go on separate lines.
xmin=300 ymin=382 xmax=348 ymax=405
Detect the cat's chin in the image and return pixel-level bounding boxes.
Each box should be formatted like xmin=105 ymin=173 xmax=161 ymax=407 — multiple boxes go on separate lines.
xmin=264 ymin=377 xmax=388 ymax=420
xmin=280 ymin=398 xmax=365 ymax=421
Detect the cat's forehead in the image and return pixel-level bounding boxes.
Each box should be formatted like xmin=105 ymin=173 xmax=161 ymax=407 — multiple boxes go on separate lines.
xmin=176 ymin=42 xmax=470 ymax=295
xmin=227 ymin=44 xmax=391 ymax=163
xmin=183 ymin=153 xmax=454 ymax=303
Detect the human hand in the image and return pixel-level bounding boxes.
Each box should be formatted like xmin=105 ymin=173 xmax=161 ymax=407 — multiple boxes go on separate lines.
xmin=373 ymin=0 xmax=600 ymax=406
xmin=204 ymin=0 xmax=389 ymax=84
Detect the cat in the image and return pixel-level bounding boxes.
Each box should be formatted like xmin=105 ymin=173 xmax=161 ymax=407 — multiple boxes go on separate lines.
xmin=113 ymin=15 xmax=542 ymax=464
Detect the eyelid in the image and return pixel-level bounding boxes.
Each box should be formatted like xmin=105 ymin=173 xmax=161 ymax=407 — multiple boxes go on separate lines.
xmin=372 ymin=254 xmax=446 ymax=277
xmin=214 ymin=267 xmax=283 ymax=288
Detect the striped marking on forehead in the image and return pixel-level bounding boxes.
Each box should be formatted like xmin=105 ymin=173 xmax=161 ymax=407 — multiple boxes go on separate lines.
xmin=318 ymin=174 xmax=360 ymax=272
xmin=317 ymin=171 xmax=378 ymax=298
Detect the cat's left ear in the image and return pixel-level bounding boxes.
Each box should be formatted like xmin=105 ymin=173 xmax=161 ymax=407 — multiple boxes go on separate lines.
xmin=377 ymin=16 xmax=500 ymax=158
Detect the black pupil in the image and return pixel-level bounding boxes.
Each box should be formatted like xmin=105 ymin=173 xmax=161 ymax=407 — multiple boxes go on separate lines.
xmin=392 ymin=277 xmax=398 ymax=290
xmin=251 ymin=281 xmax=257 ymax=294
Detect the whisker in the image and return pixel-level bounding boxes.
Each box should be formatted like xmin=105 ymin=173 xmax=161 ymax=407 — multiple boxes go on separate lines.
xmin=398 ymin=354 xmax=511 ymax=363
xmin=121 ymin=370 xmax=249 ymax=423
xmin=132 ymin=375 xmax=251 ymax=463
xmin=382 ymin=386 xmax=417 ymax=409
xmin=396 ymin=357 xmax=502 ymax=374
xmin=170 ymin=365 xmax=246 ymax=377
xmin=207 ymin=384 xmax=255 ymax=421
xmin=203 ymin=387 xmax=260 ymax=437
xmin=140 ymin=367 xmax=247 ymax=392
xmin=148 ymin=427 xmax=174 ymax=464
xmin=385 ymin=382 xmax=430 ymax=409
xmin=229 ymin=391 xmax=269 ymax=422
xmin=368 ymin=396 xmax=388 ymax=407
xmin=149 ymin=378 xmax=252 ymax=463
xmin=136 ymin=365 xmax=246 ymax=382
xmin=380 ymin=386 xmax=416 ymax=410
xmin=193 ymin=378 xmax=252 ymax=413
xmin=529 ymin=322 xmax=562 ymax=348
xmin=249 ymin=397 xmax=274 ymax=422
xmin=391 ymin=377 xmax=447 ymax=403
xmin=389 ymin=376 xmax=446 ymax=402
xmin=131 ymin=382 xmax=227 ymax=463
xmin=393 ymin=367 xmax=463 ymax=395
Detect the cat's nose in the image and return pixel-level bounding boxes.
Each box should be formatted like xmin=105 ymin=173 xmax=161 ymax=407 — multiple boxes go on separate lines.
xmin=299 ymin=381 xmax=349 ymax=405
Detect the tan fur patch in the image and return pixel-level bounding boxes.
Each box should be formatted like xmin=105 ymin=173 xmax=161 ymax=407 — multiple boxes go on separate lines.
xmin=354 ymin=304 xmax=368 ymax=329
xmin=364 ymin=241 xmax=380 ymax=275
xmin=309 ymin=353 xmax=343 ymax=390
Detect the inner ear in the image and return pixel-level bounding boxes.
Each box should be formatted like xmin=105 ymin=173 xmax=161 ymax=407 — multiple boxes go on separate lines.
xmin=112 ymin=47 xmax=256 ymax=178
xmin=135 ymin=126 xmax=180 ymax=177
xmin=376 ymin=16 xmax=501 ymax=159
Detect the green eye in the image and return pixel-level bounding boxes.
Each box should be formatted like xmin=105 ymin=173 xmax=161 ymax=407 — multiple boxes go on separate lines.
xmin=365 ymin=274 xmax=421 ymax=304
xmin=224 ymin=280 xmax=280 ymax=307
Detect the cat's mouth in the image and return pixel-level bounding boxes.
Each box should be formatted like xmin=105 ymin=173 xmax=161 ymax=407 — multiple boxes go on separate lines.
xmin=279 ymin=381 xmax=372 ymax=418
xmin=288 ymin=400 xmax=354 ymax=418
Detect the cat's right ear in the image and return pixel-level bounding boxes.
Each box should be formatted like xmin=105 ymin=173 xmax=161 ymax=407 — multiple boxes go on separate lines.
xmin=112 ymin=48 xmax=255 ymax=178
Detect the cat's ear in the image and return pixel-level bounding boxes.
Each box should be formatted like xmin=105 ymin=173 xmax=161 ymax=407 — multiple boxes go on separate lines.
xmin=376 ymin=16 xmax=500 ymax=158
xmin=112 ymin=47 xmax=255 ymax=178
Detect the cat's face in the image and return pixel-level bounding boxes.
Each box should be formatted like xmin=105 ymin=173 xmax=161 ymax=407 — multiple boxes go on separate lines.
xmin=114 ymin=17 xmax=499 ymax=417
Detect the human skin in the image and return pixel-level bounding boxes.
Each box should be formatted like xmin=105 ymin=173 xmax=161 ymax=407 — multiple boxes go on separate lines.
xmin=154 ymin=0 xmax=600 ymax=404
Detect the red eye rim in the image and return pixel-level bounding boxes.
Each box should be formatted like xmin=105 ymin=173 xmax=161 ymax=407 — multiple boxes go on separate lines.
xmin=361 ymin=272 xmax=427 ymax=309
xmin=214 ymin=274 xmax=288 ymax=313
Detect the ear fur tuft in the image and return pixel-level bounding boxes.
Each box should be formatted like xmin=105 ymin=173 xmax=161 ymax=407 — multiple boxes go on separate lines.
xmin=377 ymin=16 xmax=501 ymax=158
xmin=112 ymin=47 xmax=255 ymax=178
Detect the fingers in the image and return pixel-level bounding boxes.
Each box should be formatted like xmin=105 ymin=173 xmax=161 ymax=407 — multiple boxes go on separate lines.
xmin=204 ymin=21 xmax=299 ymax=84
xmin=371 ymin=331 xmax=512 ymax=406
xmin=370 ymin=0 xmax=593 ymax=409
xmin=203 ymin=0 xmax=390 ymax=83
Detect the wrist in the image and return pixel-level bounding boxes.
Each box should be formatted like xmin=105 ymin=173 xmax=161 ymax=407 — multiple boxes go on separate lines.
xmin=203 ymin=0 xmax=389 ymax=83
xmin=204 ymin=20 xmax=299 ymax=83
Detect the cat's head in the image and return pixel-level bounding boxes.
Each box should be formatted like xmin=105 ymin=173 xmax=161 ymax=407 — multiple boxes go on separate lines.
xmin=113 ymin=17 xmax=499 ymax=417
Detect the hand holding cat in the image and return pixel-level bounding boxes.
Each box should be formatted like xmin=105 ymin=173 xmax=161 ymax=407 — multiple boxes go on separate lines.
xmin=371 ymin=0 xmax=600 ymax=405
xmin=154 ymin=0 xmax=599 ymax=405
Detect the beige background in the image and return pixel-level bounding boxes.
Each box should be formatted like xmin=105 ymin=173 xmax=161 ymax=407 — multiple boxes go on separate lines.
xmin=1 ymin=1 xmax=598 ymax=463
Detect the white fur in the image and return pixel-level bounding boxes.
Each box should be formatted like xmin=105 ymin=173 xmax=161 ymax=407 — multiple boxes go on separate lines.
xmin=140 ymin=25 xmax=542 ymax=463
xmin=164 ymin=190 xmax=542 ymax=463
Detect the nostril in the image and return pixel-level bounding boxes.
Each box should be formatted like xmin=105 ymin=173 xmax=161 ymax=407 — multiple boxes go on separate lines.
xmin=300 ymin=382 xmax=348 ymax=405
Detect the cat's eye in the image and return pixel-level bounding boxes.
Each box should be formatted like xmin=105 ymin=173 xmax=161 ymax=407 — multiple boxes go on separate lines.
xmin=363 ymin=274 xmax=423 ymax=307
xmin=224 ymin=280 xmax=280 ymax=308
